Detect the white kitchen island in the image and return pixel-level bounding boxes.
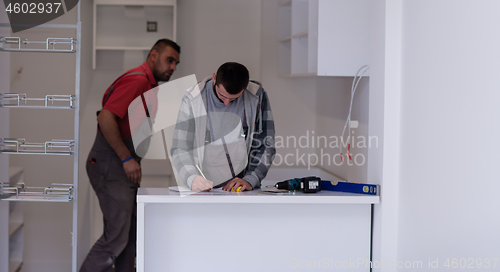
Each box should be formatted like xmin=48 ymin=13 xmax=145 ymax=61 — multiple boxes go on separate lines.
xmin=137 ymin=187 xmax=379 ymax=272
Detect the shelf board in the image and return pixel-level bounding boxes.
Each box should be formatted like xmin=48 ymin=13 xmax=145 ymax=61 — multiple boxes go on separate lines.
xmin=0 ymin=139 xmax=75 ymax=156
xmin=95 ymin=46 xmax=151 ymax=51
xmin=280 ymin=73 xmax=317 ymax=77
xmin=0 ymin=94 xmax=76 ymax=109
xmin=0 ymin=150 xmax=74 ymax=155
xmin=9 ymin=260 xmax=23 ymax=272
xmin=0 ymin=48 xmax=75 ymax=53
xmin=2 ymin=183 xmax=74 ymax=202
xmin=0 ymin=37 xmax=76 ymax=53
xmin=279 ymin=31 xmax=308 ymax=42
xmin=0 ymin=23 xmax=77 ymax=29
xmin=0 ymin=105 xmax=74 ymax=109
xmin=9 ymin=220 xmax=23 ymax=238
xmin=2 ymin=195 xmax=72 ymax=202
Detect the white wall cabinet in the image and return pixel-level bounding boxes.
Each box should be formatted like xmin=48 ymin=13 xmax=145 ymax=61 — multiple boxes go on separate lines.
xmin=278 ymin=0 xmax=370 ymax=77
xmin=93 ymin=0 xmax=177 ymax=69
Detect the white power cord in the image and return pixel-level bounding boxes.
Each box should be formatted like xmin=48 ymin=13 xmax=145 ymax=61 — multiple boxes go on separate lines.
xmin=340 ymin=65 xmax=369 ymax=162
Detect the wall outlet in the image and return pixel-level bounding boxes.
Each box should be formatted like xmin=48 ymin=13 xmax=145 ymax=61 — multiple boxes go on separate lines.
xmin=147 ymin=21 xmax=157 ymax=32
xmin=350 ymin=120 xmax=359 ymax=128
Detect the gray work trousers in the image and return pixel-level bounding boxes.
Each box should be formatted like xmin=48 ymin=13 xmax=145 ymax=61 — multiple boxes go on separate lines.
xmin=80 ymin=131 xmax=140 ymax=272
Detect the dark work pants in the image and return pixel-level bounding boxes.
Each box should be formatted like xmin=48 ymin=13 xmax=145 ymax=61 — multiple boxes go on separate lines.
xmin=80 ymin=132 xmax=140 ymax=272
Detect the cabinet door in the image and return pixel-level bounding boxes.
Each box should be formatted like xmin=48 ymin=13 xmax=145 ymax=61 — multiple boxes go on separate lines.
xmin=316 ymin=0 xmax=370 ymax=76
xmin=278 ymin=0 xmax=370 ymax=77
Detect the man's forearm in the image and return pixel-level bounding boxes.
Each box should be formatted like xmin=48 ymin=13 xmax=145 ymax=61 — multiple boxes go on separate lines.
xmin=98 ymin=109 xmax=132 ymax=160
xmin=170 ymin=99 xmax=200 ymax=187
xmin=244 ymin=145 xmax=275 ymax=188
xmin=171 ymin=146 xmax=199 ymax=187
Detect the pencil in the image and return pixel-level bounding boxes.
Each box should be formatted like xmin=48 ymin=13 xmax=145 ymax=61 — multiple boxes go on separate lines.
xmin=196 ymin=165 xmax=206 ymax=179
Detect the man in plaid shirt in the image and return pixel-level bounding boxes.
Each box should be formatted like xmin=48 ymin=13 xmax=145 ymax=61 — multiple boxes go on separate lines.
xmin=171 ymin=62 xmax=275 ymax=191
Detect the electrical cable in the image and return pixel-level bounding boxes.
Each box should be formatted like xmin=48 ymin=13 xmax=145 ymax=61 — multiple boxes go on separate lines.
xmin=340 ymin=65 xmax=369 ymax=162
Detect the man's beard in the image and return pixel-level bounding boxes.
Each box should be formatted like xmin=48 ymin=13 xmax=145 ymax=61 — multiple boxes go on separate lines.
xmin=153 ymin=64 xmax=171 ymax=82
xmin=154 ymin=70 xmax=171 ymax=82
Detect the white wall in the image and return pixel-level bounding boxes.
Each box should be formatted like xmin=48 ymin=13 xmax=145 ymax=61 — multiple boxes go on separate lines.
xmin=175 ymin=0 xmax=261 ymax=82
xmin=368 ymin=1 xmax=402 ymax=271
xmin=315 ymin=77 xmax=370 ymax=183
xmin=397 ymin=0 xmax=500 ymax=269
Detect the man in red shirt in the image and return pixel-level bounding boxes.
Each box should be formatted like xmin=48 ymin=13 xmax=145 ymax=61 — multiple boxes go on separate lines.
xmin=80 ymin=39 xmax=180 ymax=272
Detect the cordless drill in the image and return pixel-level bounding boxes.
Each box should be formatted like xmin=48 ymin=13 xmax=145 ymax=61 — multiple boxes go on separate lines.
xmin=275 ymin=176 xmax=322 ymax=193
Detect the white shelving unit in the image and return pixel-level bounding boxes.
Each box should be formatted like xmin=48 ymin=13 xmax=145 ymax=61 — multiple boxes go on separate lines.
xmin=278 ymin=0 xmax=370 ymax=77
xmin=0 ymin=3 xmax=81 ymax=271
xmin=93 ymin=0 xmax=177 ymax=69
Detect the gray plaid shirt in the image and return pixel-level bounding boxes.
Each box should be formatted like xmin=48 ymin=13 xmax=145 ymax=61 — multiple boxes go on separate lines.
xmin=170 ymin=77 xmax=276 ymax=189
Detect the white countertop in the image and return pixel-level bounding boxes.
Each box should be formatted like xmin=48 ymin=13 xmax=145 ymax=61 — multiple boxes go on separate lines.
xmin=137 ymin=187 xmax=379 ymax=204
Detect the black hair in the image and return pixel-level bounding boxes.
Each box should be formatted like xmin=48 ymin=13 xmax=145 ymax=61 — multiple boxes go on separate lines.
xmin=147 ymin=39 xmax=181 ymax=58
xmin=215 ymin=62 xmax=250 ymax=95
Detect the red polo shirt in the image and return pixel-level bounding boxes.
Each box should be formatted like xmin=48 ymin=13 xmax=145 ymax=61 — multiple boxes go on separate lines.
xmin=101 ymin=62 xmax=158 ymax=139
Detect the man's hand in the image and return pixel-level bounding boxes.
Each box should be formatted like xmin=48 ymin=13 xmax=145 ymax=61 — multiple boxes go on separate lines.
xmin=99 ymin=109 xmax=143 ymax=184
xmin=123 ymin=159 xmax=141 ymax=184
xmin=191 ymin=175 xmax=213 ymax=191
xmin=222 ymin=177 xmax=253 ymax=192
